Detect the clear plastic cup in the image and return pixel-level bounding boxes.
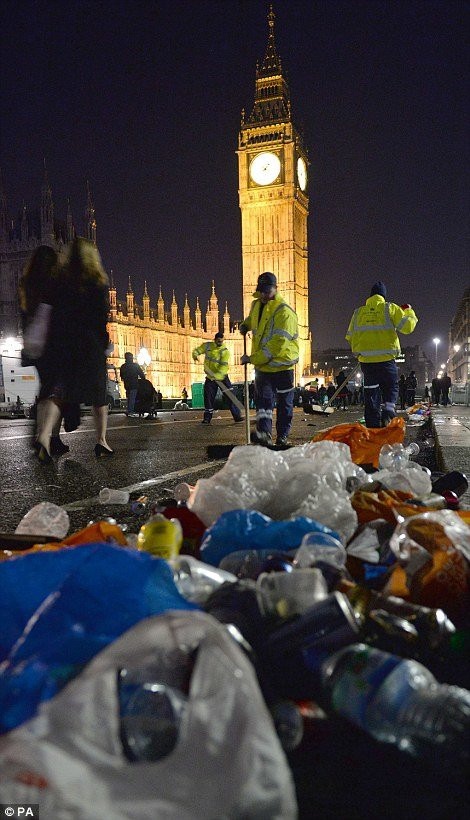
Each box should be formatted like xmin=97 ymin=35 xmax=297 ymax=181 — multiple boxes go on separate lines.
xmin=99 ymin=487 xmax=130 ymax=505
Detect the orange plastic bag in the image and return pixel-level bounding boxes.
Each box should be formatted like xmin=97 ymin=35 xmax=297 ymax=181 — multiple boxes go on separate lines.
xmin=3 ymin=521 xmax=128 ymax=559
xmin=386 ymin=513 xmax=470 ymax=622
xmin=351 ymin=488 xmax=417 ymax=525
xmin=312 ymin=417 xmax=405 ymax=467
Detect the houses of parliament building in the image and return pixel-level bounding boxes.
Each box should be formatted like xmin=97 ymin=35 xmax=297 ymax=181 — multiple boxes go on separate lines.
xmin=0 ymin=7 xmax=311 ymax=396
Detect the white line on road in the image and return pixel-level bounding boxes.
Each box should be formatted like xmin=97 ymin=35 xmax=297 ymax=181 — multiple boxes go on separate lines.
xmin=0 ymin=414 xmax=241 ymax=443
xmin=63 ymin=459 xmax=220 ymax=510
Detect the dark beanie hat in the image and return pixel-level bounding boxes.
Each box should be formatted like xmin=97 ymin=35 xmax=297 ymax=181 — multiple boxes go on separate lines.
xmin=370 ymin=281 xmax=387 ymax=298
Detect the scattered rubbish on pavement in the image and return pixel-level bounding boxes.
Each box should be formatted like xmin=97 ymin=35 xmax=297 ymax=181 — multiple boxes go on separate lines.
xmin=0 ymin=419 xmax=469 ymax=818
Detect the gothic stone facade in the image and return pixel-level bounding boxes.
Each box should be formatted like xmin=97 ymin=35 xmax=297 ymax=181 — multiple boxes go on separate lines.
xmin=107 ymin=279 xmax=245 ymax=397
xmin=0 ymin=167 xmax=96 ymax=336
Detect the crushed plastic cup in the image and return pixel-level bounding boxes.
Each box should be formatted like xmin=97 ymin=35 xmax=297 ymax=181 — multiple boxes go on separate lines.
xmin=99 ymin=487 xmax=130 ymax=505
xmin=295 ymin=532 xmax=347 ymax=571
xmin=15 ymin=502 xmax=70 ymax=539
xmin=257 ymin=567 xmax=328 ymax=618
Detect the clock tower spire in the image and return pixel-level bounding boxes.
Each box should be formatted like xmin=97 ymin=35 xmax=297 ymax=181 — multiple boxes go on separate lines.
xmin=237 ymin=4 xmax=310 ymax=376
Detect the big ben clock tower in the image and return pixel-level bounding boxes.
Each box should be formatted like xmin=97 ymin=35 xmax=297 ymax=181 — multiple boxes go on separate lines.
xmin=238 ymin=5 xmax=311 ymax=375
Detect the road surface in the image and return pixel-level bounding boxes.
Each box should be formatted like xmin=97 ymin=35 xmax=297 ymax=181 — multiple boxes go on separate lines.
xmin=0 ymin=406 xmax=364 ymax=533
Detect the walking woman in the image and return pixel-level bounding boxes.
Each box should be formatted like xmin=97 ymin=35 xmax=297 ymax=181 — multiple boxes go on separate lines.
xmin=19 ymin=245 xmax=69 ymax=456
xmin=36 ymin=238 xmax=114 ymax=461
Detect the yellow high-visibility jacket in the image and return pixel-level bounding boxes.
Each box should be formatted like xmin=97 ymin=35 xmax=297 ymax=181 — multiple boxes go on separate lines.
xmin=346 ymin=295 xmax=418 ymax=363
xmin=192 ymin=341 xmax=230 ymax=380
xmin=242 ymin=293 xmax=299 ymax=372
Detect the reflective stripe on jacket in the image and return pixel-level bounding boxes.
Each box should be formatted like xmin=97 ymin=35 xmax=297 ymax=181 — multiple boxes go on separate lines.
xmin=345 ymin=295 xmax=418 ymax=363
xmin=243 ymin=293 xmax=299 ymax=373
xmin=192 ymin=341 xmax=230 ymax=380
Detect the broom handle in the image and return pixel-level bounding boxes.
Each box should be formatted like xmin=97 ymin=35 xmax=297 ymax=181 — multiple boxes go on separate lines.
xmin=322 ymin=362 xmax=362 ymax=411
xmin=244 ymin=334 xmax=251 ymax=445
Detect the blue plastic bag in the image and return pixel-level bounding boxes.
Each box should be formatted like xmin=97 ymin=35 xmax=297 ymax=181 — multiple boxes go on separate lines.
xmin=200 ymin=510 xmax=339 ymax=567
xmin=0 ymin=543 xmax=198 ymax=733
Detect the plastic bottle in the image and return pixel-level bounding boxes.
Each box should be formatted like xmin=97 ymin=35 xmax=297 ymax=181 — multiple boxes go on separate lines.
xmin=343 ymin=584 xmax=456 ymax=649
xmin=378 ymin=442 xmax=419 ymax=471
xmin=219 ymin=549 xmax=296 ymax=580
xmin=137 ymin=514 xmax=183 ymax=558
xmin=119 ymin=659 xmax=191 ymax=762
xmin=15 ymin=501 xmax=70 ymax=539
xmin=169 ymin=555 xmax=236 ymax=604
xmin=322 ymin=643 xmax=470 ymax=761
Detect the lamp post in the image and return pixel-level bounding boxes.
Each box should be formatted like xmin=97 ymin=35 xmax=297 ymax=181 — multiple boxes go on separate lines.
xmin=137 ymin=346 xmax=151 ymax=376
xmin=432 ymin=337 xmax=440 ymax=373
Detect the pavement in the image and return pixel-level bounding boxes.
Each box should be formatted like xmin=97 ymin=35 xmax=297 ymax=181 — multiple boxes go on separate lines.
xmin=2 ymin=400 xmax=468 ymax=533
xmin=431 ymin=404 xmax=470 ymax=506
xmin=0 ymin=404 xmax=364 ymax=534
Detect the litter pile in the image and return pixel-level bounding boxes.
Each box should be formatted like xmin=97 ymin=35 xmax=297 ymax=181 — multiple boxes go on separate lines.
xmin=0 ymin=428 xmax=469 ymax=818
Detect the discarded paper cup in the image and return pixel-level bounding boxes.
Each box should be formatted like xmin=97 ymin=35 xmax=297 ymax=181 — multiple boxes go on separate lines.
xmin=174 ymin=482 xmax=194 ymax=502
xmin=99 ymin=487 xmax=130 ymax=505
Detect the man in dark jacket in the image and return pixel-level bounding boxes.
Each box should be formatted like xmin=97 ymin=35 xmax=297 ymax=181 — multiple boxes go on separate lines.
xmin=405 ymin=371 xmax=417 ymax=406
xmin=431 ymin=376 xmax=441 ymax=406
xmin=120 ymin=352 xmax=145 ymax=416
xmin=440 ymin=372 xmax=451 ymax=407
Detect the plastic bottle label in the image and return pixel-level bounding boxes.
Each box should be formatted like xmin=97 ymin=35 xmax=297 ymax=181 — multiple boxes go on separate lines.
xmin=331 ymin=647 xmax=402 ymax=728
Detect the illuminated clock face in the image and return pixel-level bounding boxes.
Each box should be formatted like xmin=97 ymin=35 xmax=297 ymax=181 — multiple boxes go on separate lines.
xmin=249 ymin=152 xmax=281 ymax=186
xmin=297 ymin=157 xmax=307 ymax=191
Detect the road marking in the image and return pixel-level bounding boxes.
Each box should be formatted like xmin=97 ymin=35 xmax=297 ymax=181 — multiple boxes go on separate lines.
xmin=0 ymin=413 xmax=244 ymax=442
xmin=63 ymin=460 xmax=220 ymax=510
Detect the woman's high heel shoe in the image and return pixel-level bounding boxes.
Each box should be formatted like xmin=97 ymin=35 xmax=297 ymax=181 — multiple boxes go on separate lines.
xmin=36 ymin=443 xmax=53 ymax=464
xmin=94 ymin=443 xmax=114 ymax=458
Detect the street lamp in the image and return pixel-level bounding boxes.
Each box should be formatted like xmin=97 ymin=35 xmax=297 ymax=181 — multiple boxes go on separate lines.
xmin=432 ymin=337 xmax=440 ymax=371
xmin=137 ymin=347 xmax=151 ymax=374
xmin=454 ymin=344 xmax=460 ymax=353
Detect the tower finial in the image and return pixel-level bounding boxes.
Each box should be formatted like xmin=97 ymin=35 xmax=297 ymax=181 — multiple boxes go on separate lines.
xmin=143 ymin=279 xmax=149 ymax=297
xmin=268 ymin=4 xmax=275 ymax=31
xmin=127 ymin=275 xmax=133 ymax=293
xmin=109 ymin=269 xmax=115 ymax=288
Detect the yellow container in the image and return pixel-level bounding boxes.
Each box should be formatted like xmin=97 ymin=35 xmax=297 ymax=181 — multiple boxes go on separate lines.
xmin=137 ymin=514 xmax=183 ymax=559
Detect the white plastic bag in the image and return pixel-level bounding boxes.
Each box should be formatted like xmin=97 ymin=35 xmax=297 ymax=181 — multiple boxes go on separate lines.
xmin=374 ymin=463 xmax=432 ymax=496
xmin=0 ymin=611 xmax=297 ymax=820
xmin=291 ymin=478 xmax=358 ymax=543
xmin=190 ymin=441 xmax=365 ymax=528
xmin=15 ymin=501 xmax=69 ymax=539
xmin=190 ymin=445 xmax=287 ymax=525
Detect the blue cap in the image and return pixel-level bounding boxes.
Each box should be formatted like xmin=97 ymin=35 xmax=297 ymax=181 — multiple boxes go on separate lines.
xmin=257 ymin=271 xmax=277 ymax=292
xmin=370 ymin=281 xmax=387 ymax=298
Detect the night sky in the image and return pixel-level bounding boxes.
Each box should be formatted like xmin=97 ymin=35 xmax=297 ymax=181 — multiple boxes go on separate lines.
xmin=1 ymin=0 xmax=468 ymax=361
